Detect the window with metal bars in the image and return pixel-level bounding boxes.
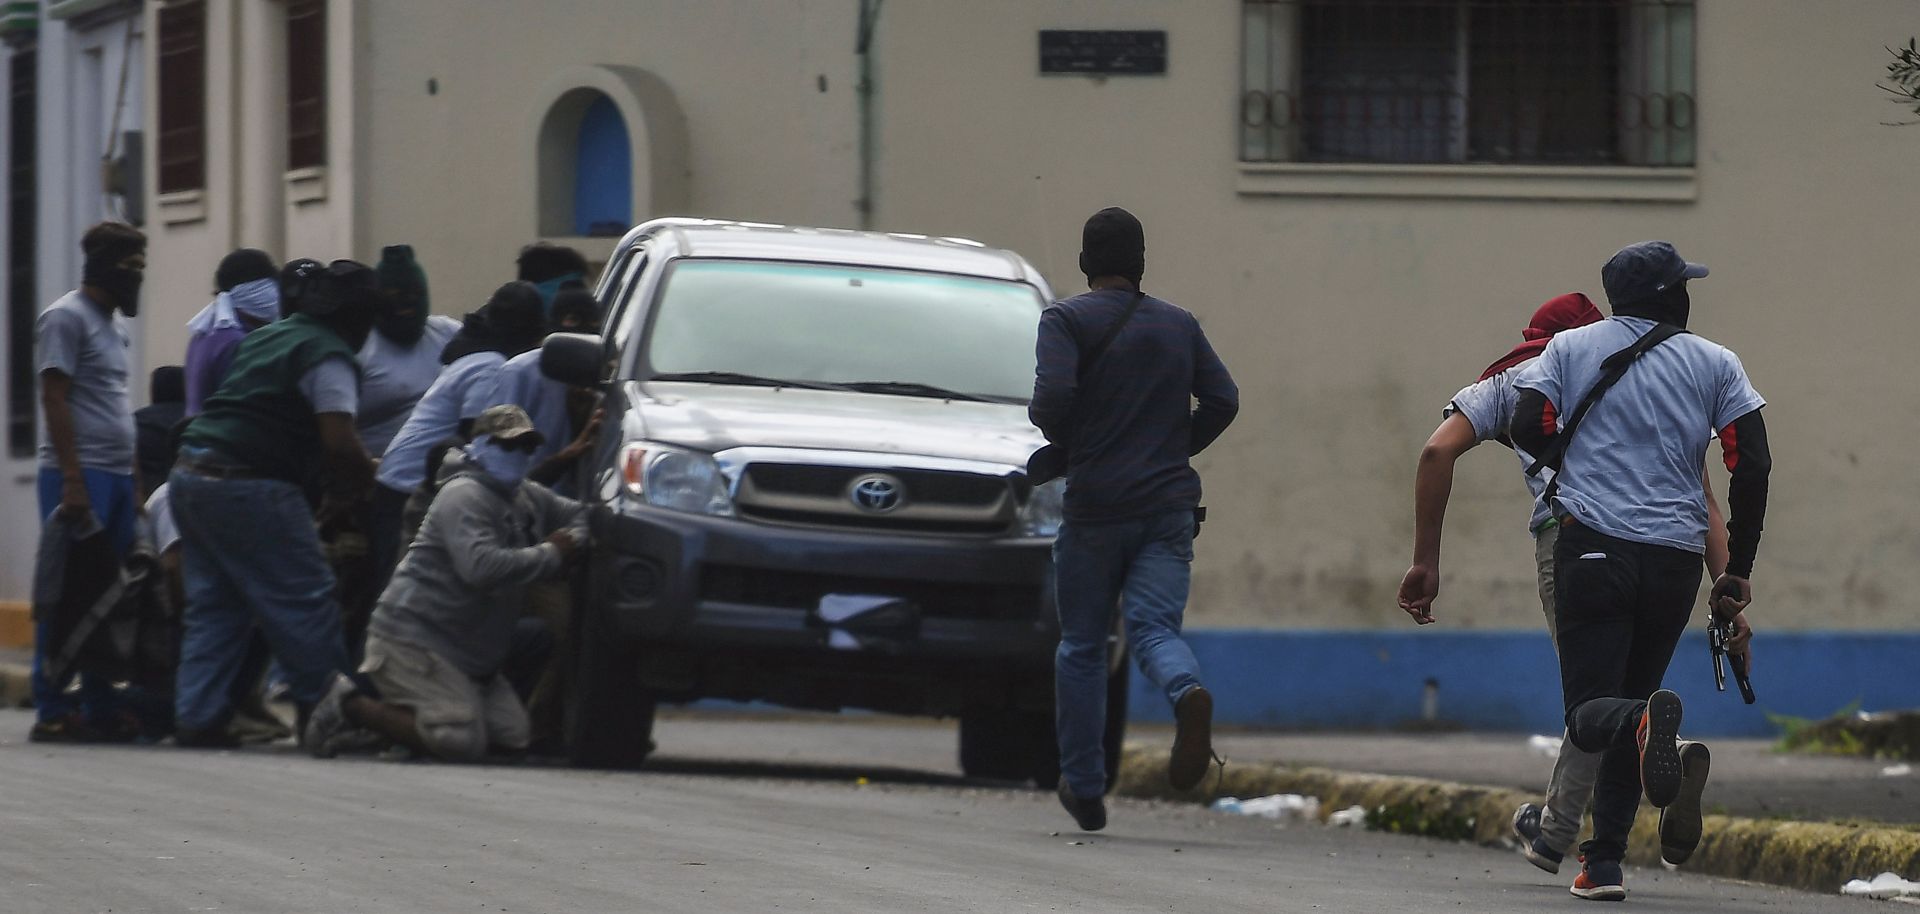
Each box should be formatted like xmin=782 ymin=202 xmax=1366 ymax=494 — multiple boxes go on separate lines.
xmin=1241 ymin=0 xmax=1695 ymax=167
xmin=8 ymin=48 xmax=38 ymax=457
xmin=156 ymin=0 xmax=207 ymax=193
xmin=287 ymin=0 xmax=326 ymax=170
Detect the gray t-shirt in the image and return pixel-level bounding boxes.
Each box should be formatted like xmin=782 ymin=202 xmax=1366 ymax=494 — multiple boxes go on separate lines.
xmin=1514 ymin=316 xmax=1765 ymax=553
xmin=35 ymin=291 xmax=135 ymax=472
xmin=355 ymin=315 xmax=460 ymax=457
xmin=298 ymin=355 xmax=361 ymax=416
xmin=1445 ymin=361 xmax=1555 ymax=535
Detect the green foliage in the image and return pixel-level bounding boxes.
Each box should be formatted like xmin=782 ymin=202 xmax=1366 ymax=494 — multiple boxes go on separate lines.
xmin=1364 ymin=802 xmax=1478 ymax=842
xmin=1882 ymin=37 xmax=1920 ymax=125
xmin=1769 ymin=701 xmax=1876 ymax=756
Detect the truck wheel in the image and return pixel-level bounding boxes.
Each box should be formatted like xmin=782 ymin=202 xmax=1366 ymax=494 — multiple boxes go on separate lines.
xmin=958 ymin=664 xmax=1128 ymax=792
xmin=566 ymin=597 xmax=657 ymax=770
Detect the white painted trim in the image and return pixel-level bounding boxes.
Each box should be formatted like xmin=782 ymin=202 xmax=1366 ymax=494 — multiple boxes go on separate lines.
xmin=155 ymin=189 xmax=208 ymax=224
xmin=1235 ymin=163 xmax=1698 ymax=203
xmin=285 ymin=164 xmax=327 ymax=205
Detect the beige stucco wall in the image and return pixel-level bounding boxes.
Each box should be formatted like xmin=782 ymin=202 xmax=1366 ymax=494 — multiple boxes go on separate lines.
xmin=137 ymin=0 xmax=1919 ymax=629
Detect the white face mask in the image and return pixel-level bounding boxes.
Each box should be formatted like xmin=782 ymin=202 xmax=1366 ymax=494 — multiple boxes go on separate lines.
xmin=472 ymin=435 xmax=536 ymax=487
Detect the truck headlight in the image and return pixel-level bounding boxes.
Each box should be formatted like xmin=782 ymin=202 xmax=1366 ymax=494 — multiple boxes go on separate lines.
xmin=1019 ymin=478 xmax=1065 ymax=537
xmin=620 ymin=442 xmax=734 ymax=516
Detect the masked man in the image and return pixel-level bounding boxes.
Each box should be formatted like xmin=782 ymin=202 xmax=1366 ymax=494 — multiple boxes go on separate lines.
xmin=29 ymin=222 xmax=148 ymax=742
xmin=183 ymin=248 xmax=281 ymax=416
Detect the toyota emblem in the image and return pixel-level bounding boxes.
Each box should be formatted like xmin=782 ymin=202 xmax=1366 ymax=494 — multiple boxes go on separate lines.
xmin=849 ymin=474 xmax=904 ymax=513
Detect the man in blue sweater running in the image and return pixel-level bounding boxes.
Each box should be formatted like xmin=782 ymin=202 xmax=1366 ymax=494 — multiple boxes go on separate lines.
xmin=1030 ymin=207 xmax=1239 ymax=831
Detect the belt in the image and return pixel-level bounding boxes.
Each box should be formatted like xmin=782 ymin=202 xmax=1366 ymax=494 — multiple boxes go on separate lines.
xmin=176 ymin=458 xmax=265 ymax=480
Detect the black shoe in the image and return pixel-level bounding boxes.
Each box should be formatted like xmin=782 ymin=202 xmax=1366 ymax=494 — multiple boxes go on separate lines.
xmin=1638 ymin=690 xmax=1685 ymax=808
xmin=174 ymin=726 xmax=242 ymax=749
xmin=1169 ymin=686 xmax=1215 ymax=791
xmin=1659 ymin=741 xmax=1712 ymax=865
xmin=1511 ymin=802 xmax=1566 ymax=874
xmin=28 ymin=712 xmax=99 ymax=744
xmin=1056 ymin=780 xmax=1107 ymax=832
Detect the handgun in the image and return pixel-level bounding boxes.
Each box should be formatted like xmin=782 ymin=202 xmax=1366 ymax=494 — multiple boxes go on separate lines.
xmin=1707 ymin=579 xmax=1756 ymax=704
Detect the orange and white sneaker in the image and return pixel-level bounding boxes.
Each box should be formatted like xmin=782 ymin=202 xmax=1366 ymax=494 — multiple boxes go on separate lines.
xmin=1570 ymin=856 xmax=1627 ymax=902
xmin=1638 ymin=689 xmax=1685 ymax=808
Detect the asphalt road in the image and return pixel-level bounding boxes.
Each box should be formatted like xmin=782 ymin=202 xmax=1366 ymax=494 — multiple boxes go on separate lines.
xmin=0 ymin=709 xmax=1867 ymax=914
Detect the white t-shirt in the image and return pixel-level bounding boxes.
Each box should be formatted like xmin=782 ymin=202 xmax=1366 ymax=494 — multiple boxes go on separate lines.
xmin=356 ymin=315 xmax=461 ymax=457
xmin=1514 ymin=317 xmax=1765 ymax=553
xmin=1444 ymin=360 xmax=1555 ymax=535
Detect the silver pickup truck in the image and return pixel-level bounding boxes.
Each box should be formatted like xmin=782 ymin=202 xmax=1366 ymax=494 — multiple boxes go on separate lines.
xmin=540 ymin=219 xmax=1127 ymax=787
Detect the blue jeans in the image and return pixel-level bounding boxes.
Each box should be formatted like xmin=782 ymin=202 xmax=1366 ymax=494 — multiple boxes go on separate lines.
xmin=170 ymin=467 xmax=349 ymax=732
xmin=1053 ymin=508 xmax=1203 ymax=798
xmin=33 ymin=467 xmax=137 ymax=722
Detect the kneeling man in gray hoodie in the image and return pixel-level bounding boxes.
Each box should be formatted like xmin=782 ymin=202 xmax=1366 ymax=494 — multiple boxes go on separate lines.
xmin=306 ymin=404 xmax=585 ymax=760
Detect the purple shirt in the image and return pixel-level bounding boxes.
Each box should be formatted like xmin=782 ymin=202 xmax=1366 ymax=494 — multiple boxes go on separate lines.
xmin=183 ymin=325 xmax=250 ymax=416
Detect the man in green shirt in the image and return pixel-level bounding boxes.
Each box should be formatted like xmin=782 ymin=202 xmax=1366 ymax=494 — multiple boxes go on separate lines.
xmin=169 ymin=261 xmax=381 ymax=747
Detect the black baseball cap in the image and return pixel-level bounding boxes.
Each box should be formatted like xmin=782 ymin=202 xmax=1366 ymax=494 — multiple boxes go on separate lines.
xmin=1601 ymin=241 xmax=1708 ymax=306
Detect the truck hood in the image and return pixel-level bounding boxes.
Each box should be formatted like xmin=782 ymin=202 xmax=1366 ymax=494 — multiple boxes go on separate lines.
xmin=630 ymin=381 xmax=1046 ymax=469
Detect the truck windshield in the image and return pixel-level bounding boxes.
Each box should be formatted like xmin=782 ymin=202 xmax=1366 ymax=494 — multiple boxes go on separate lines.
xmin=643 ymin=260 xmax=1045 ymax=403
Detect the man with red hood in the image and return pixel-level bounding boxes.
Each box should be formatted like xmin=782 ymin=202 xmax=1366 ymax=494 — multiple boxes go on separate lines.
xmin=1395 ymin=292 xmax=1748 ymax=878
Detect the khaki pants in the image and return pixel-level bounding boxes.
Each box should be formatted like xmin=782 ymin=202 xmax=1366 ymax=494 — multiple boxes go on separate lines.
xmin=1535 ymin=523 xmax=1605 ymax=853
xmin=361 ymin=633 xmax=529 ymax=761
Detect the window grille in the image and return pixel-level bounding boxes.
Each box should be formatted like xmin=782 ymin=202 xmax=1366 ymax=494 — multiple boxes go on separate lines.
xmin=157 ymin=0 xmax=207 ymax=193
xmin=287 ymin=0 xmax=326 ymax=170
xmin=1241 ymin=0 xmax=1695 ymax=166
xmin=8 ymin=48 xmax=38 ymax=457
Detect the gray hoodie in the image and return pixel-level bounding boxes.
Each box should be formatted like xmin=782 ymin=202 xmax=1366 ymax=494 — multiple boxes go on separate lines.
xmin=368 ymin=449 xmax=587 ymax=678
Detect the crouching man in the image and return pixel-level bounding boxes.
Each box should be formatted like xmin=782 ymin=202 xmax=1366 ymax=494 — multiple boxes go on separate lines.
xmin=305 ymin=405 xmax=585 ymax=761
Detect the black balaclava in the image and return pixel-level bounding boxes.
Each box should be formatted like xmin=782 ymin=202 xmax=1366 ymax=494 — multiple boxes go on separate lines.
xmin=517 ymin=242 xmax=590 ymax=312
xmin=305 ymin=260 xmax=381 ymax=352
xmin=373 ymin=244 xmax=431 ymax=346
xmin=1614 ymin=281 xmax=1691 ymax=329
xmin=1077 ymin=206 xmax=1146 ymax=289
xmin=549 ymin=284 xmax=603 ymax=334
xmin=80 ymin=222 xmax=147 ymax=316
xmin=279 ymin=258 xmax=326 ymax=317
xmin=439 ymin=281 xmax=549 ymax=365
xmin=150 ymin=366 xmax=186 ymax=405
xmin=214 ymin=248 xmax=278 ymax=293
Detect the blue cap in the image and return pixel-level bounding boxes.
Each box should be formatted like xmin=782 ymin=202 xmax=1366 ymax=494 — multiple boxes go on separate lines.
xmin=1601 ymin=241 xmax=1708 ymax=306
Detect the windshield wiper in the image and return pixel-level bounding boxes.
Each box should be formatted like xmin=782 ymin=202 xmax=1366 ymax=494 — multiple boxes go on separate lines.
xmin=836 ymin=381 xmax=1004 ymax=403
xmin=649 ymin=371 xmax=845 ymax=391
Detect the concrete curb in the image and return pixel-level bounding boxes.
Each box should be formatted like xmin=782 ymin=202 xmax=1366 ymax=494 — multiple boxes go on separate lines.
xmin=1114 ymin=744 xmax=1920 ymax=895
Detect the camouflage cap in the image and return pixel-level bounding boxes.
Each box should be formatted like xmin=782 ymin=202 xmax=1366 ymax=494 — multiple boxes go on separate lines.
xmin=471 ymin=404 xmax=544 ymax=445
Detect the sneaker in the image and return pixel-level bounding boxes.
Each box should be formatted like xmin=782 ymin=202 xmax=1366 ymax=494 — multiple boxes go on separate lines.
xmin=302 ymin=672 xmax=357 ymax=759
xmin=1570 ymin=856 xmax=1626 ymax=901
xmin=1169 ymin=686 xmax=1215 ymax=791
xmin=1638 ymin=690 xmax=1685 ymax=808
xmin=1510 ymin=802 xmax=1566 ymax=874
xmin=28 ymin=712 xmax=99 ymax=744
xmin=1659 ymin=741 xmax=1712 ymax=865
xmin=1056 ymin=780 xmax=1107 ymax=832
xmin=228 ymin=699 xmax=294 ymax=744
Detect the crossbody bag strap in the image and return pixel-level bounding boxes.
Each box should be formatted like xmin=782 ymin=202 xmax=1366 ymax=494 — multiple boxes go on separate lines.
xmin=1526 ymin=323 xmax=1690 ymax=501
xmin=1076 ymin=290 xmax=1146 ymax=383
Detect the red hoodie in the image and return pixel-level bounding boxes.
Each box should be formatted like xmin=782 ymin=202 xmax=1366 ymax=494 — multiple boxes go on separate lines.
xmin=1479 ymin=292 xmax=1605 ymax=381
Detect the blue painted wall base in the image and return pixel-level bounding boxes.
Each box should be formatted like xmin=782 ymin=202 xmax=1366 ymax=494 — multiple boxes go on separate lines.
xmin=1126 ymin=629 xmax=1918 ymax=738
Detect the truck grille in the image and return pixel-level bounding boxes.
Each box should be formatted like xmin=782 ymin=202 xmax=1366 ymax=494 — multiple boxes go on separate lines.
xmin=700 ymin=563 xmax=1041 ymax=620
xmin=734 ymin=463 xmax=1015 ymax=534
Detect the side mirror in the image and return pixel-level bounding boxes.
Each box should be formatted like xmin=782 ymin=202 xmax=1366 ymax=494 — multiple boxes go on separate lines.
xmin=540 ymin=333 xmax=605 ymax=389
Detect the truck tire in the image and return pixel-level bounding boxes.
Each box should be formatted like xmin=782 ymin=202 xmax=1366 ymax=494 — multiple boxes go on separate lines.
xmin=958 ymin=663 xmax=1128 ymax=792
xmin=566 ymin=596 xmax=657 ymax=770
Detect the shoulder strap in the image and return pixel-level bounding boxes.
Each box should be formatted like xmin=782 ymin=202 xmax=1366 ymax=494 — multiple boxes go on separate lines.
xmin=1526 ymin=323 xmax=1689 ymax=500
xmin=1076 ymin=291 xmax=1146 ymax=382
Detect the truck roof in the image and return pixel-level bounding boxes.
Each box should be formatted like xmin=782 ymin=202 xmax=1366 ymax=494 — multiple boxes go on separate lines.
xmin=622 ymin=218 xmax=1047 ymax=286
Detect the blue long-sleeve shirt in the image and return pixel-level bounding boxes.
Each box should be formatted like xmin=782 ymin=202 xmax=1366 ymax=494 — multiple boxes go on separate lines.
xmin=1029 ymin=288 xmax=1238 ymax=522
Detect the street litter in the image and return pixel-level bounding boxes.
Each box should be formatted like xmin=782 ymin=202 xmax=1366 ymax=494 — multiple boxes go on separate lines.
xmin=1840 ymin=872 xmax=1920 ymax=899
xmin=1326 ymin=805 xmax=1368 ymax=828
xmin=1527 ymin=734 xmax=1562 ymax=757
xmin=1882 ymin=764 xmax=1913 ymax=778
xmin=1211 ymin=794 xmax=1321 ymax=824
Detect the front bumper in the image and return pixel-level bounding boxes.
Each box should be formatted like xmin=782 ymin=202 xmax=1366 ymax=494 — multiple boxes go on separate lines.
xmin=588 ymin=505 xmax=1058 ymax=666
